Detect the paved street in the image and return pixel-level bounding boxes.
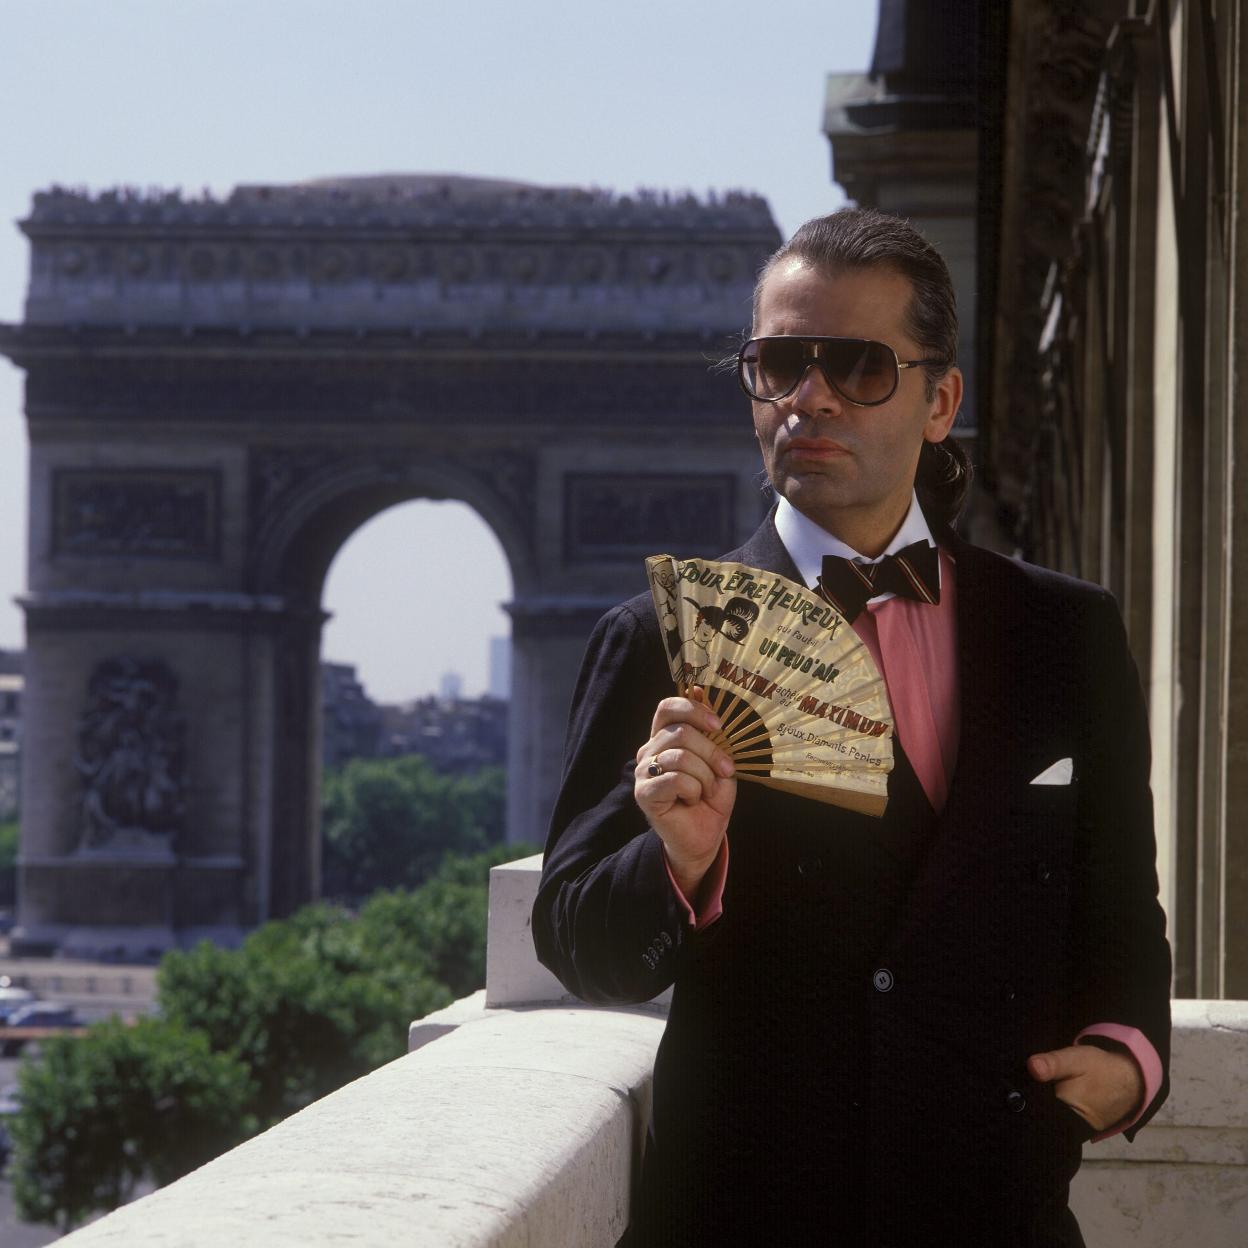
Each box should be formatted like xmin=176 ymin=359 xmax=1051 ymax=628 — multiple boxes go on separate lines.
xmin=0 ymin=939 xmax=160 ymax=1024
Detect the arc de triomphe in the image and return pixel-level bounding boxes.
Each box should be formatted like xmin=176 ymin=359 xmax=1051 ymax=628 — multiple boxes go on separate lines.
xmin=0 ymin=176 xmax=780 ymax=957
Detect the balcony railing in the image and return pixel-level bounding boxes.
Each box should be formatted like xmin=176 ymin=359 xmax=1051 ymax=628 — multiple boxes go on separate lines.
xmin=51 ymin=853 xmax=1248 ymax=1246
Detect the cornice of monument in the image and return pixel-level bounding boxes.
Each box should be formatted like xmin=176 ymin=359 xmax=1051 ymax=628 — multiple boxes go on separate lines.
xmin=0 ymin=321 xmax=738 ymax=362
xmin=21 ymin=175 xmax=776 ymax=237
xmin=9 ymin=175 xmax=780 ymax=340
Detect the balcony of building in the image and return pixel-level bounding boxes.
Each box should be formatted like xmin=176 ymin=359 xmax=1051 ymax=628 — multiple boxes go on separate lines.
xmin=49 ymin=854 xmax=1248 ymax=1246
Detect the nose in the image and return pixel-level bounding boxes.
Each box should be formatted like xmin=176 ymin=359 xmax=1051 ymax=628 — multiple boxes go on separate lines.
xmin=789 ymin=361 xmax=846 ymax=417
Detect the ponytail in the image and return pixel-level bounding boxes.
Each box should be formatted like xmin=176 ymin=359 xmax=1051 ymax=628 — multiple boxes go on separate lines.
xmin=915 ymin=436 xmax=973 ymax=534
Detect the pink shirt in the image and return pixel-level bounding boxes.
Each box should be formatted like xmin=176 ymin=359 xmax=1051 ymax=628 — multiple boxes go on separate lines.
xmin=661 ymin=495 xmax=1161 ymax=1139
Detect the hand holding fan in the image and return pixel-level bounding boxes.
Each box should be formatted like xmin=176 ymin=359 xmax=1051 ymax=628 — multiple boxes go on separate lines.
xmin=646 ymin=554 xmax=894 ymax=816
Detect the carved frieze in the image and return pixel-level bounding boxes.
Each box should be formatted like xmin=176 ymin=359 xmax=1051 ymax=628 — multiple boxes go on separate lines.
xmin=53 ymin=469 xmax=221 ymax=560
xmin=74 ymin=656 xmax=186 ymax=856
xmin=563 ymin=473 xmax=736 ymax=563
xmin=33 ymin=236 xmax=755 ymax=296
xmin=13 ymin=178 xmax=780 ymax=342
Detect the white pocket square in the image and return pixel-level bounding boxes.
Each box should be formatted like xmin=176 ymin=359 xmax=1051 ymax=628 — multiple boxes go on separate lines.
xmin=1030 ymin=758 xmax=1073 ymax=786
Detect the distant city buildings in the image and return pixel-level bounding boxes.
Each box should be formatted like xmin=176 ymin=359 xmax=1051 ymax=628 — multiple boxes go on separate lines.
xmin=378 ymin=694 xmax=506 ymax=773
xmin=321 ymin=663 xmax=382 ymax=769
xmin=321 ymin=660 xmax=506 ymax=774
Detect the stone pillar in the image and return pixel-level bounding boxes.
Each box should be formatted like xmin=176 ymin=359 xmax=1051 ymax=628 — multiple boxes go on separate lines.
xmin=266 ymin=606 xmax=326 ymax=919
xmin=504 ymin=601 xmax=613 ymax=851
xmin=13 ymin=595 xmax=282 ymax=958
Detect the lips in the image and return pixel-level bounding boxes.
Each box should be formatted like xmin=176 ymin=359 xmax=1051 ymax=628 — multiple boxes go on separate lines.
xmin=785 ymin=437 xmax=850 ymax=459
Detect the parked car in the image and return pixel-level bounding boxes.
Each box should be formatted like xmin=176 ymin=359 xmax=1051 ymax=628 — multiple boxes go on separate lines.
xmin=5 ymin=1002 xmax=77 ymax=1028
xmin=0 ymin=986 xmax=34 ymax=1023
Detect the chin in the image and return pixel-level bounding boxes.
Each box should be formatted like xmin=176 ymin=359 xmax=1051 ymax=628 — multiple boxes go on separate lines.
xmin=779 ymin=477 xmax=854 ymax=513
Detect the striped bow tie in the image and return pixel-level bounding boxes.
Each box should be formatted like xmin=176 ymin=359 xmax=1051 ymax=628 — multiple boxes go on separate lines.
xmin=816 ymin=541 xmax=941 ymax=623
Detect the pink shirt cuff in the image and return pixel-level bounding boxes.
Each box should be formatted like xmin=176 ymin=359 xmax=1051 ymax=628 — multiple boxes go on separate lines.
xmin=663 ymin=837 xmax=729 ymax=931
xmin=1076 ymin=1023 xmax=1164 ymax=1140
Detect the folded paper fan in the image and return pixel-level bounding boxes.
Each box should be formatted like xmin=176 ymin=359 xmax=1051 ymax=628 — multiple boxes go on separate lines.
xmin=646 ymin=554 xmax=894 ymax=817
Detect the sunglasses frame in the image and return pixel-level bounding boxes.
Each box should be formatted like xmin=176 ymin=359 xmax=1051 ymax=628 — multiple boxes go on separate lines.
xmin=737 ymin=335 xmax=946 ymax=407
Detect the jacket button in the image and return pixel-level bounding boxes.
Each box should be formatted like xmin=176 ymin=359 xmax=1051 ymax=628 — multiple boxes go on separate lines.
xmin=1035 ymin=861 xmax=1052 ymax=884
xmin=1002 ymin=984 xmax=1017 ymax=1004
xmin=872 ymin=968 xmax=894 ymax=993
xmin=1006 ymin=1090 xmax=1027 ymax=1113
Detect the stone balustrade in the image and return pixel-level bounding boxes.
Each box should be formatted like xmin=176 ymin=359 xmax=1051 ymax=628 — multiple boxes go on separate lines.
xmin=55 ymin=853 xmax=1248 ymax=1245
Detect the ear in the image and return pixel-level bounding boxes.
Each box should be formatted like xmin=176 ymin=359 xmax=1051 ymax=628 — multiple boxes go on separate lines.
xmin=923 ymin=366 xmax=963 ymax=443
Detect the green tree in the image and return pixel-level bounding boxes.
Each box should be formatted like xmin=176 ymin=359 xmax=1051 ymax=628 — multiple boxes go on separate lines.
xmin=9 ymin=1017 xmax=251 ymax=1232
xmin=157 ymin=902 xmax=453 ymax=1124
xmin=0 ymin=819 xmax=17 ymax=906
xmin=13 ymin=841 xmax=537 ymax=1229
xmin=320 ymin=758 xmax=505 ymax=899
xmin=0 ymin=819 xmax=18 ymax=870
xmin=357 ymin=841 xmax=540 ymax=998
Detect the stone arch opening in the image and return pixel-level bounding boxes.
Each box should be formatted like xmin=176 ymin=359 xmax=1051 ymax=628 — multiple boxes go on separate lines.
xmin=252 ymin=456 xmax=538 ymax=606
xmin=249 ymin=458 xmax=536 ymax=923
xmin=297 ymin=486 xmax=516 ymax=888
xmin=321 ymin=497 xmax=513 ymax=704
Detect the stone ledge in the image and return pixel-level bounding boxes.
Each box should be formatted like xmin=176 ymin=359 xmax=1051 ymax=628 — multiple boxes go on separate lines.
xmin=58 ymin=1004 xmax=665 ymax=1247
xmin=408 ymin=987 xmax=489 ymax=1052
xmin=485 ymin=852 xmax=671 ymax=1010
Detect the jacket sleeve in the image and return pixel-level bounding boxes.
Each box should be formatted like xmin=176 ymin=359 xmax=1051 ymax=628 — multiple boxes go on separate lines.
xmin=532 ymin=601 xmax=704 ymax=1005
xmin=1070 ymin=588 xmax=1172 ymax=1138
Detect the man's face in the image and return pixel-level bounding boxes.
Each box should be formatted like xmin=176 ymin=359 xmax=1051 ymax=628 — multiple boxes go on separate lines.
xmin=751 ymin=260 xmax=961 ymax=552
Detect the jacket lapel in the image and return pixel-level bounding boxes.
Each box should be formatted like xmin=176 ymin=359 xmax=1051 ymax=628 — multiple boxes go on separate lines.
xmin=941 ymin=531 xmax=1016 ymax=813
xmin=885 ymin=532 xmax=1023 ymax=953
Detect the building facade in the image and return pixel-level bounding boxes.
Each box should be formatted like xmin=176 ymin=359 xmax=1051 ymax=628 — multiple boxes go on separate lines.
xmin=827 ymin=0 xmax=1248 ymax=998
xmin=987 ymin=0 xmax=1248 ymax=1000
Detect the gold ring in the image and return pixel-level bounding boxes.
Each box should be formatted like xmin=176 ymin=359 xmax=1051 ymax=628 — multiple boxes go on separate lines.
xmin=646 ymin=756 xmax=663 ymax=777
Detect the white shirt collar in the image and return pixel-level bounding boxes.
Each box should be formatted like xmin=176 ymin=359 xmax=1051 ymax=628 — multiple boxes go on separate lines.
xmin=774 ymin=491 xmax=938 ymax=597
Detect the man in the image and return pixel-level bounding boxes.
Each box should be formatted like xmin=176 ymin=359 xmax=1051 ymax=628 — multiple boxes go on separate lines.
xmin=532 ymin=209 xmax=1170 ymax=1246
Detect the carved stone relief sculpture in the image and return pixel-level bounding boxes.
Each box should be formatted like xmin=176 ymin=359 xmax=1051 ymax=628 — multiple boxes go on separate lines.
xmin=74 ymin=657 xmax=186 ymax=856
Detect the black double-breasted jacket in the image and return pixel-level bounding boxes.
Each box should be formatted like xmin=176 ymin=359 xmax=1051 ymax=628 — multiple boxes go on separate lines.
xmin=532 ymin=514 xmax=1171 ymax=1247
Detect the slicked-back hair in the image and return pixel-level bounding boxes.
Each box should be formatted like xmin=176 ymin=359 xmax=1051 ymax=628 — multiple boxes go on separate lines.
xmin=753 ymin=208 xmax=973 ymax=533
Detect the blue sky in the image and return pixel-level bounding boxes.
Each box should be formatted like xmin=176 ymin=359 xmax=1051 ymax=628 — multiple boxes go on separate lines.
xmin=0 ymin=0 xmax=876 ymax=700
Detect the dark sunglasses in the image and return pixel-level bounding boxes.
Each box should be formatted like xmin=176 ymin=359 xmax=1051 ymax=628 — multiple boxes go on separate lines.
xmin=737 ymin=336 xmax=945 ymax=407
